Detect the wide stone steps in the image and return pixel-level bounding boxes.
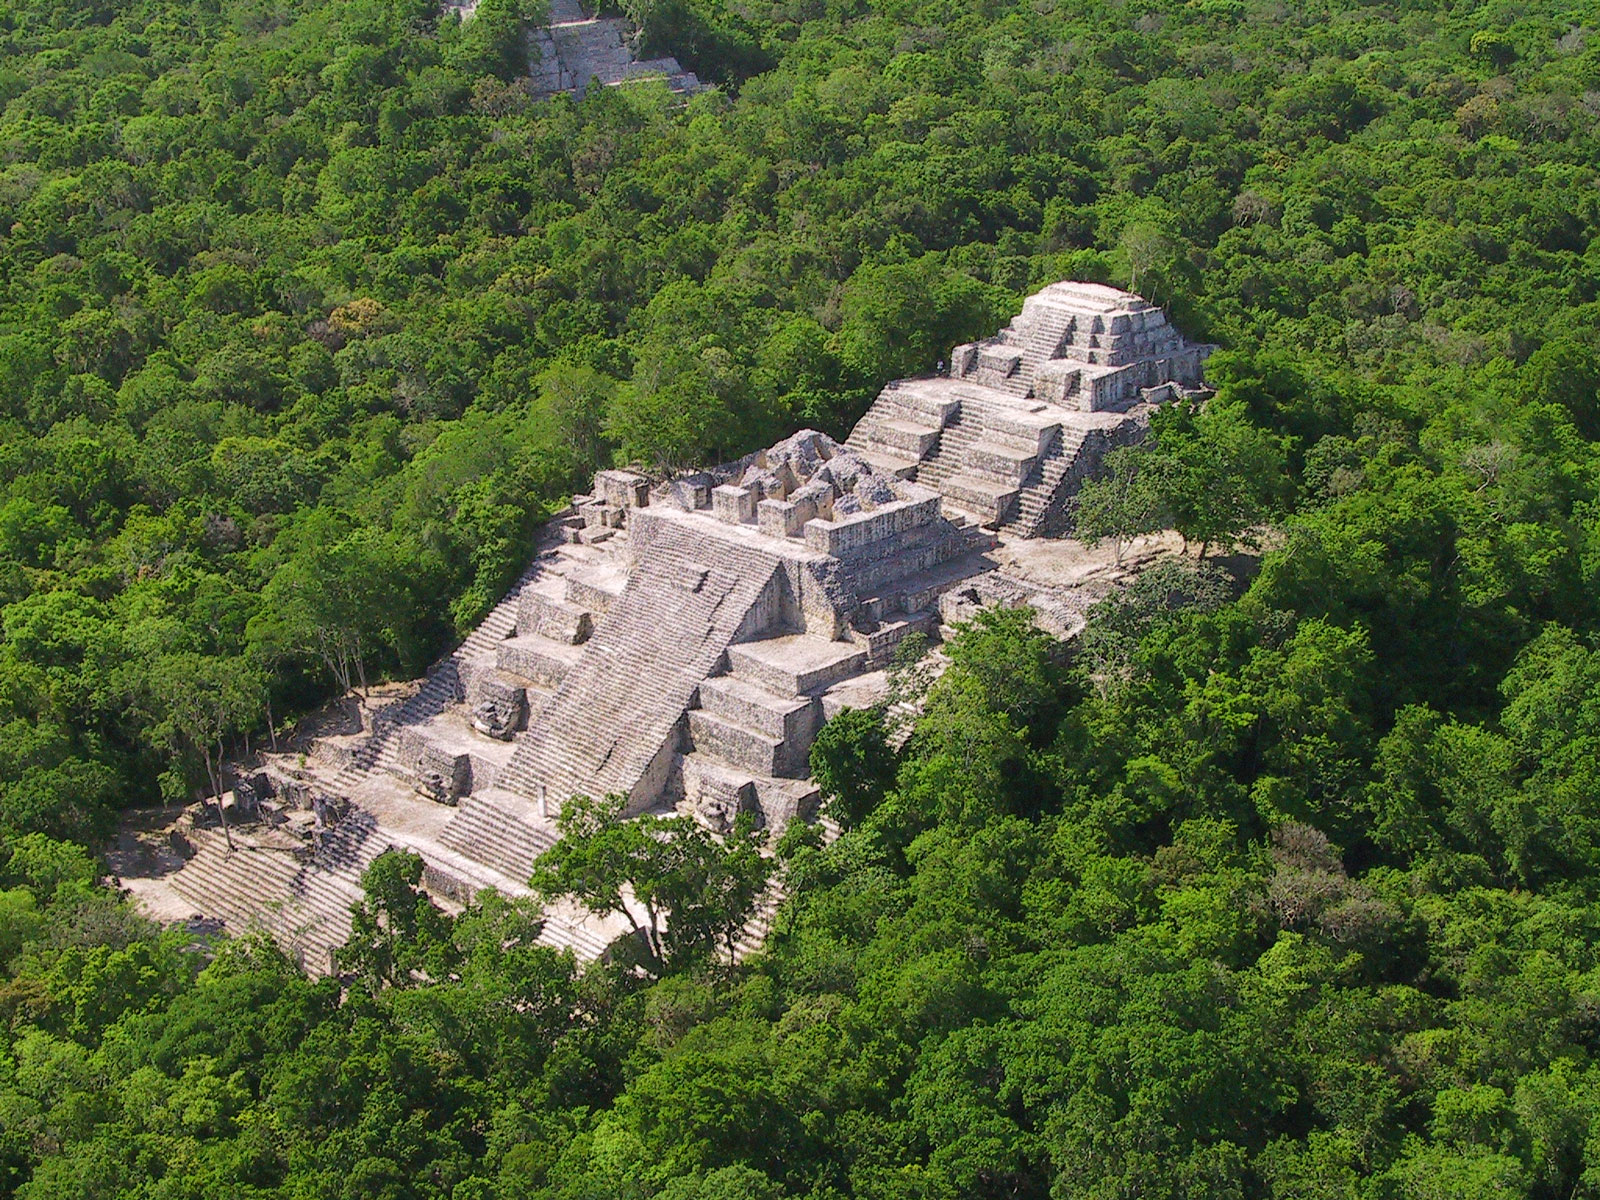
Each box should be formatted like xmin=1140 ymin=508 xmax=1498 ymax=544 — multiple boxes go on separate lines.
xmin=1022 ymin=311 xmax=1073 ymax=370
xmin=727 ymin=636 xmax=866 ymax=697
xmin=940 ymin=473 xmax=1019 ymax=525
xmin=698 ymin=675 xmax=816 ymax=742
xmin=496 ymin=632 xmax=584 ymax=688
xmin=854 ymin=415 xmax=942 ymax=458
xmin=169 ymin=852 xmax=291 ymax=943
xmin=237 ymin=841 xmax=365 ymax=922
xmin=499 ymin=528 xmax=783 ymax=808
xmin=502 ymin=621 xmax=711 ymax=801
xmin=846 ymin=385 xmax=968 ymax=481
xmin=536 ymin=916 xmax=613 ymax=960
xmin=178 ymin=825 xmax=617 ymax=970
xmin=311 ymin=812 xmax=389 ymax=874
xmin=170 ymin=833 xmax=362 ymax=975
xmin=686 ymin=709 xmax=788 ymax=777
xmin=900 ymin=412 xmax=982 ymax=492
xmin=547 ymin=21 xmax=633 ymax=91
xmin=438 ymin=788 xmax=558 ymax=884
xmin=863 ymin=386 xmax=959 ymax=430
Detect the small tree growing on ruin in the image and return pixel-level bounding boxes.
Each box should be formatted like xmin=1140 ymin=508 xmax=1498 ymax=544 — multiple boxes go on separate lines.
xmin=1073 ymin=444 xmax=1166 ymax=567
xmin=338 ymin=850 xmax=458 ymax=989
xmin=810 ymin=707 xmax=896 ymax=828
xmin=531 ymin=794 xmax=772 ymax=973
xmin=142 ymin=653 xmax=266 ymax=851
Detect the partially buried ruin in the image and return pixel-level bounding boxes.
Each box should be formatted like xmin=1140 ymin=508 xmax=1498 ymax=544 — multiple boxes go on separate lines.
xmin=444 ymin=0 xmax=705 ymax=99
xmin=145 ymin=282 xmax=1212 ymax=972
xmin=525 ymin=0 xmax=704 ymax=98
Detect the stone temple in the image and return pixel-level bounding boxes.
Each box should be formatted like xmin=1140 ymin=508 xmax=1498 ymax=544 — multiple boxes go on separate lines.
xmin=154 ymin=282 xmax=1211 ymax=971
xmin=847 ymin=280 xmax=1212 ymax=533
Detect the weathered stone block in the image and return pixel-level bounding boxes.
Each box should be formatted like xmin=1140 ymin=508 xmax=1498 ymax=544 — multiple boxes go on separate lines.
xmin=595 ymin=469 xmax=650 ymax=509
xmin=713 ymin=484 xmax=757 ymax=524
xmin=802 ymin=496 xmax=941 ymax=556
xmin=517 ymin=591 xmax=593 ymax=644
xmin=472 ymin=679 xmax=527 ymax=740
xmin=683 ymin=763 xmax=758 ymax=834
xmin=391 ymin=731 xmax=471 ymax=805
xmin=727 ymin=638 xmax=867 ymax=697
xmin=967 ymin=440 xmax=1036 ymax=485
xmin=496 ymin=636 xmax=578 ymax=688
xmin=753 ymin=778 xmax=820 ymax=833
xmin=698 ymin=676 xmax=818 ymax=744
xmin=563 ymin=575 xmax=620 ymax=614
xmin=688 ymin=709 xmax=784 ymax=776
xmin=758 ymin=497 xmax=811 ymax=539
xmin=668 ymin=473 xmax=715 ymax=510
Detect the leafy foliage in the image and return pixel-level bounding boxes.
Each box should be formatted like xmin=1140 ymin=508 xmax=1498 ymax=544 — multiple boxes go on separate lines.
xmin=4 ymin=0 xmax=1600 ymax=1194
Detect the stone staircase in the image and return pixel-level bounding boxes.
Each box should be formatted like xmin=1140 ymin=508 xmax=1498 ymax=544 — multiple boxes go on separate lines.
xmin=170 ymin=825 xmax=367 ymax=975
xmin=176 ymin=817 xmax=619 ymax=972
xmin=966 ymin=306 xmax=1079 ymax=397
xmin=688 ymin=669 xmax=821 ymax=780
xmin=1011 ymin=424 xmax=1090 ymax=537
xmin=725 ymin=816 xmax=843 ymax=962
xmin=1019 ymin=309 xmax=1076 ymax=378
xmin=438 ymin=787 xmax=559 ymax=884
xmin=677 ymin=634 xmax=858 ymax=832
xmin=494 ymin=524 xmax=785 ymax=810
xmin=538 ymin=911 xmax=614 ymax=960
xmin=852 ymin=386 xmax=1031 ymax=526
xmin=324 ymin=534 xmax=622 ymax=799
xmin=326 ymin=551 xmax=561 ymax=796
xmin=849 ymin=381 xmax=1109 ymax=533
xmin=845 ymin=385 xmax=956 ymax=478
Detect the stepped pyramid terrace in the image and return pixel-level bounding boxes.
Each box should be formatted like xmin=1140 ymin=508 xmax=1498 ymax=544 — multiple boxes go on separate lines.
xmin=128 ymin=282 xmax=1213 ymax=973
xmin=847 ymin=280 xmax=1213 ymax=533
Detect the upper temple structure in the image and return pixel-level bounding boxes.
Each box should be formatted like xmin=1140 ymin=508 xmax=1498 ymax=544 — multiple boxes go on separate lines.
xmin=147 ymin=282 xmax=1212 ymax=972
xmin=846 ymin=280 xmax=1212 ymax=533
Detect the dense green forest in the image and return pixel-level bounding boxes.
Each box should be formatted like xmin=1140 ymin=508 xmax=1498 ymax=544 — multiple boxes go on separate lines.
xmin=4 ymin=0 xmax=1600 ymax=1193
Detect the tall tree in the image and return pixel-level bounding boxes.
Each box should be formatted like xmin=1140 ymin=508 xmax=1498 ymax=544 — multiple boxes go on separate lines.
xmin=1150 ymin=398 xmax=1290 ymax=560
xmin=141 ymin=653 xmax=265 ymax=849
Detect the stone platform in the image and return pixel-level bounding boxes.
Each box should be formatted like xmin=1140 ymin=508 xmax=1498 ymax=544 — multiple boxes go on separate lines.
xmin=148 ymin=282 xmax=1210 ymax=973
